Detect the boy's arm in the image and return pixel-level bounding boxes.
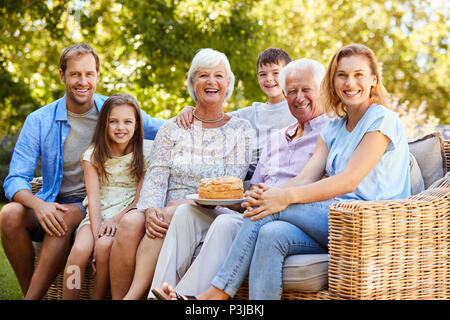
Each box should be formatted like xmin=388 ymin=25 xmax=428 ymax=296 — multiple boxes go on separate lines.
xmin=174 ymin=106 xmax=195 ymax=129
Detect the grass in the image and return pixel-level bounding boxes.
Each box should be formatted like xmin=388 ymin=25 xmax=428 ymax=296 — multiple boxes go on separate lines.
xmin=0 ymin=203 xmax=23 ymax=300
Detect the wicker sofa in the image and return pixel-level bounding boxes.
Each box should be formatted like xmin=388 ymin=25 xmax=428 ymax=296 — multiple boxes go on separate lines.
xmin=235 ymin=133 xmax=450 ymax=300
xmin=31 ymin=133 xmax=449 ymax=300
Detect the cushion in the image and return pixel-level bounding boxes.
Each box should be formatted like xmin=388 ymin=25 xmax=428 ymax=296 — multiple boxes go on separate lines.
xmin=408 ymin=132 xmax=446 ymax=189
xmin=282 ymin=254 xmax=328 ymax=292
xmin=409 ymin=152 xmax=425 ymax=195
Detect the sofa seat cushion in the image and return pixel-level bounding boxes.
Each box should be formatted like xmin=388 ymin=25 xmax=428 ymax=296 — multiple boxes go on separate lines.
xmin=282 ymin=253 xmax=329 ymax=292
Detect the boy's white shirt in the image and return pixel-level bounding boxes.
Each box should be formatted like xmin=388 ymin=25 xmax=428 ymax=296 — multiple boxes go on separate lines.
xmin=227 ymin=100 xmax=296 ymax=165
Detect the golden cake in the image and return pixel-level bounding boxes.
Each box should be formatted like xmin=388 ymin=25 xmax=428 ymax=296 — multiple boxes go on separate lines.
xmin=197 ymin=176 xmax=244 ymax=200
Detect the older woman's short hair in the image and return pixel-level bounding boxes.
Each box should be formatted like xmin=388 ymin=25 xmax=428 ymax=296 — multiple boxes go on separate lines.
xmin=186 ymin=48 xmax=235 ymax=103
xmin=278 ymin=58 xmax=326 ymax=94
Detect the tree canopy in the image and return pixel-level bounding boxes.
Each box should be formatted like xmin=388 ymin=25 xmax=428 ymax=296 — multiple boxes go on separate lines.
xmin=1 ymin=0 xmax=449 ymax=140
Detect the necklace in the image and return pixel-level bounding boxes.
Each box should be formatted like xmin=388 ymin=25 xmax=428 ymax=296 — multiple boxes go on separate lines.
xmin=192 ymin=109 xmax=225 ymax=123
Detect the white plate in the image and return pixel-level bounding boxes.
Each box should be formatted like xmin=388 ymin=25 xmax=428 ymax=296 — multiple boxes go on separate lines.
xmin=186 ymin=194 xmax=245 ymax=206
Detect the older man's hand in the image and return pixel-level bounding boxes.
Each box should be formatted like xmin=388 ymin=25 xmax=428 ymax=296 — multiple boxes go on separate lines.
xmin=242 ymin=185 xmax=290 ymax=221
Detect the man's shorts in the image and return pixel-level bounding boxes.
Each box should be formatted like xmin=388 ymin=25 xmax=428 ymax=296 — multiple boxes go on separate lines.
xmin=30 ymin=195 xmax=87 ymax=242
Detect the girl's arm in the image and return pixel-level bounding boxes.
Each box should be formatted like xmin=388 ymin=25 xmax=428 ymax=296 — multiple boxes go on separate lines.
xmin=83 ymin=160 xmax=102 ymax=238
xmin=99 ymin=176 xmax=146 ymax=237
xmin=137 ymin=122 xmax=175 ymax=211
xmin=244 ymin=131 xmax=390 ymax=220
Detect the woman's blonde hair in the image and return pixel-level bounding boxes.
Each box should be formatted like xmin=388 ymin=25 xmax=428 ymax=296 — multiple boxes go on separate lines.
xmin=321 ymin=44 xmax=391 ymax=118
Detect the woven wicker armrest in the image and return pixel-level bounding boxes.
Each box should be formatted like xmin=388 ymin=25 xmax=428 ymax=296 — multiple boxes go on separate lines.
xmin=30 ymin=177 xmax=43 ymax=194
xmin=327 ymin=172 xmax=450 ymax=300
xmin=444 ymin=139 xmax=450 ymax=172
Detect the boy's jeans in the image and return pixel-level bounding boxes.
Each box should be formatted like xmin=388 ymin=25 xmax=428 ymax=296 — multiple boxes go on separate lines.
xmin=211 ymin=199 xmax=334 ymax=299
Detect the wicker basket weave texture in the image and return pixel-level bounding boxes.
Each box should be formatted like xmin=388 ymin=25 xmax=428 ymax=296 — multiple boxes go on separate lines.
xmin=327 ymin=177 xmax=450 ymax=300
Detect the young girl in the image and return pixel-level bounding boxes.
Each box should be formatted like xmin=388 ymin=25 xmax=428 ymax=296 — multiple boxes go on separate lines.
xmin=153 ymin=43 xmax=411 ymax=300
xmin=62 ymin=94 xmax=153 ymax=299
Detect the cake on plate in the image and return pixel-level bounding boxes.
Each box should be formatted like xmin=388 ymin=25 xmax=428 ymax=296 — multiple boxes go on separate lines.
xmin=197 ymin=176 xmax=244 ymax=200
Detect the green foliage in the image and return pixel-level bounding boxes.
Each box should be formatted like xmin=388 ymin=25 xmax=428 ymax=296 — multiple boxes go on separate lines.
xmin=0 ymin=0 xmax=448 ymax=136
xmin=81 ymin=0 xmax=264 ymax=115
xmin=0 ymin=1 xmax=447 ymax=297
xmin=251 ymin=0 xmax=449 ymax=122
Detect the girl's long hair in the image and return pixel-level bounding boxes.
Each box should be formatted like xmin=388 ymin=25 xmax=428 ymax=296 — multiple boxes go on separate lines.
xmin=88 ymin=94 xmax=145 ymax=183
xmin=320 ymin=43 xmax=391 ymax=118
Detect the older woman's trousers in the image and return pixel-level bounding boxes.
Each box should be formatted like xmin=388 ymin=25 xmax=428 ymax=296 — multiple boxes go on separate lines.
xmin=148 ymin=203 xmax=243 ymax=298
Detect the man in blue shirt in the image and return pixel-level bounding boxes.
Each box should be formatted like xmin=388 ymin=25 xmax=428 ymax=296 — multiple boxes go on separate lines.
xmin=0 ymin=43 xmax=165 ymax=299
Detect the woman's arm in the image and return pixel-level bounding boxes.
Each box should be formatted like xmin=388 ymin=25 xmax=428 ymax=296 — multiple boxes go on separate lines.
xmin=137 ymin=122 xmax=175 ymax=211
xmin=242 ymin=136 xmax=329 ymax=212
xmin=279 ymin=136 xmax=330 ymax=189
xmin=290 ymin=131 xmax=391 ymax=203
xmin=244 ymin=131 xmax=390 ymax=220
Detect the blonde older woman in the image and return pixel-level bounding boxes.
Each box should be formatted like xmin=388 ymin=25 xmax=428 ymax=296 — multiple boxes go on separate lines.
xmin=108 ymin=48 xmax=253 ymax=299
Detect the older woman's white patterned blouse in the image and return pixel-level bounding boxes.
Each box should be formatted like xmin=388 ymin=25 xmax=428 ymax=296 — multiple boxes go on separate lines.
xmin=137 ymin=117 xmax=254 ymax=210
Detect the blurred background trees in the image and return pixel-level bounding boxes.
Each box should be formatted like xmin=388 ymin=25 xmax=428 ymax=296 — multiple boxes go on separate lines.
xmin=1 ymin=0 xmax=449 ymax=199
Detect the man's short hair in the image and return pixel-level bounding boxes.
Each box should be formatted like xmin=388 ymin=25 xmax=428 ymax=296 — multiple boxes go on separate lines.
xmin=256 ymin=48 xmax=291 ymax=70
xmin=278 ymin=58 xmax=326 ymax=93
xmin=60 ymin=43 xmax=100 ymax=74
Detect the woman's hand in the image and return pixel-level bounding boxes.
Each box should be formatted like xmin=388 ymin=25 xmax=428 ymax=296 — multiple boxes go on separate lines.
xmin=145 ymin=207 xmax=170 ymax=239
xmin=241 ymin=183 xmax=270 ymax=208
xmin=242 ymin=185 xmax=291 ymax=221
xmin=174 ymin=106 xmax=194 ymax=129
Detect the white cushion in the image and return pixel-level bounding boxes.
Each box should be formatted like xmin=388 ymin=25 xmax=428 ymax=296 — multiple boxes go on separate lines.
xmin=282 ymin=254 xmax=328 ymax=292
xmin=408 ymin=132 xmax=446 ymax=189
xmin=409 ymin=152 xmax=425 ymax=195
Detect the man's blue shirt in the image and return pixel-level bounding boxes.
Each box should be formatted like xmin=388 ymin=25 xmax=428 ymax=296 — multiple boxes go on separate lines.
xmin=4 ymin=94 xmax=165 ymax=202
